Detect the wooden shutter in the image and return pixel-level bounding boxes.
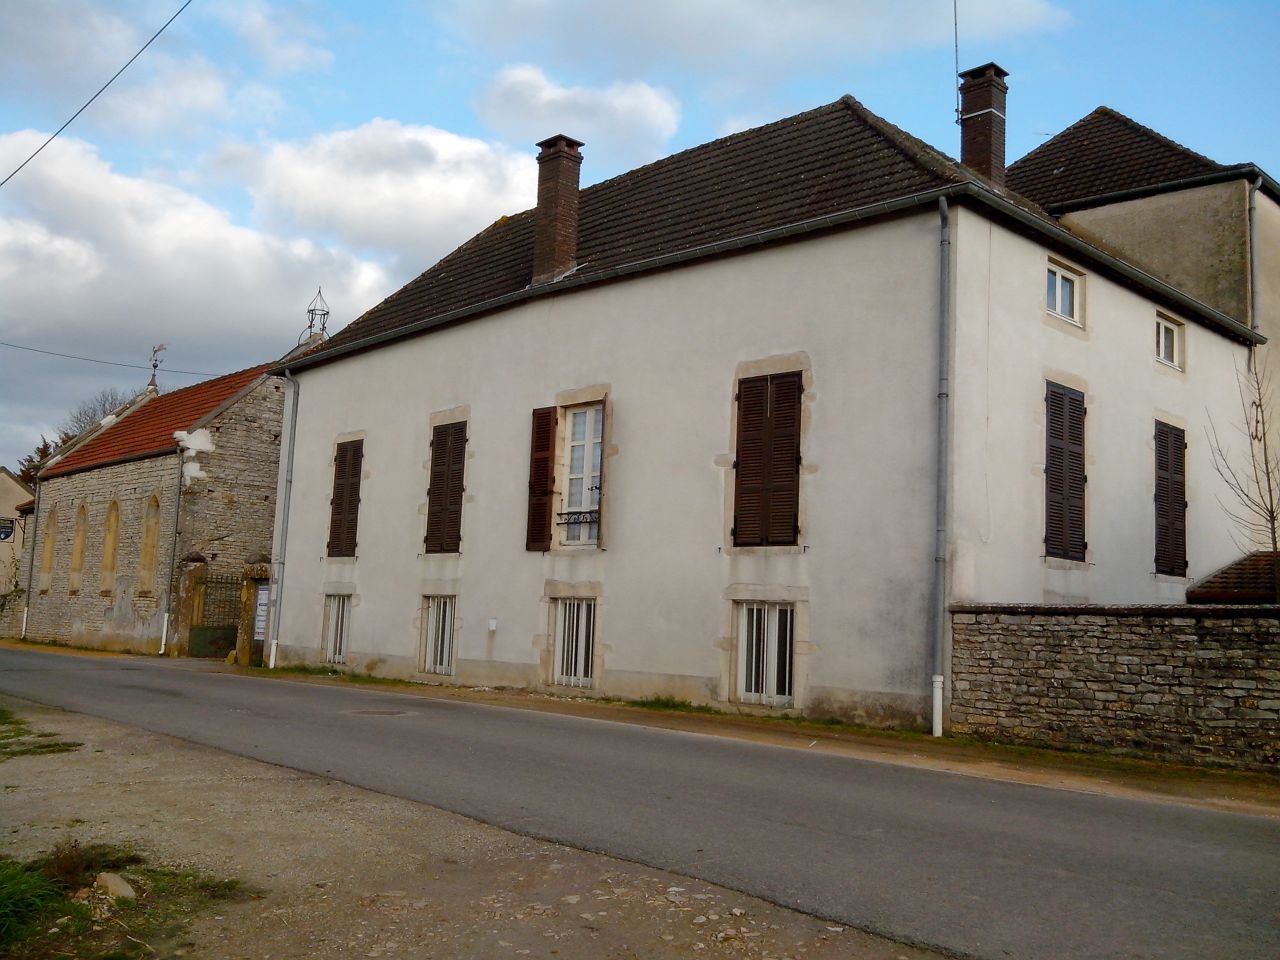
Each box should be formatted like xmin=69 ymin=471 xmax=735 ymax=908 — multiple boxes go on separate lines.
xmin=734 ymin=372 xmax=802 ymax=547
xmin=1154 ymin=421 xmax=1187 ymax=575
xmin=1044 ymin=383 xmax=1086 ymax=561
xmin=526 ymin=407 xmax=557 ymax=551
xmin=327 ymin=439 xmax=363 ymax=557
xmin=425 ymin=421 xmax=467 ymax=553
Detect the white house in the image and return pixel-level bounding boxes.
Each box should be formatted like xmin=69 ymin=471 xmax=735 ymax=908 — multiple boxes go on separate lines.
xmin=266 ymin=64 xmax=1273 ymax=732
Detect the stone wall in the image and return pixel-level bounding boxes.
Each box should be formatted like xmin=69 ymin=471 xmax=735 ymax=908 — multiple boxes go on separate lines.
xmin=176 ymin=376 xmax=285 ymax=580
xmin=22 ymin=456 xmax=179 ymax=652
xmin=950 ymin=604 xmax=1280 ymax=770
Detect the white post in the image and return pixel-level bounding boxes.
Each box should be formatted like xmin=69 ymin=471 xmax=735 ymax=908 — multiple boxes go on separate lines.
xmin=931 ymin=674 xmax=945 ymax=737
xmin=20 ymin=608 xmax=28 ymax=639
xmin=158 ymin=612 xmax=169 ymax=655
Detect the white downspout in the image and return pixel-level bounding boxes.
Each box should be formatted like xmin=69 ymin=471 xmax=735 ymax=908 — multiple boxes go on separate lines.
xmin=931 ymin=197 xmax=953 ymax=737
xmin=267 ymin=370 xmax=301 ymax=669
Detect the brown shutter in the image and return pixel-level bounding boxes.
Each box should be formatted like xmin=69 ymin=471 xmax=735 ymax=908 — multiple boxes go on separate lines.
xmin=425 ymin=421 xmax=467 ymax=554
xmin=734 ymin=372 xmax=802 ymax=547
xmin=733 ymin=376 xmax=769 ymax=546
xmin=1154 ymin=420 xmax=1187 ymax=575
xmin=766 ymin=371 xmax=802 ymax=545
xmin=1044 ymin=382 xmax=1085 ymax=561
xmin=327 ymin=438 xmax=363 ymax=558
xmin=526 ymin=407 xmax=557 ymax=551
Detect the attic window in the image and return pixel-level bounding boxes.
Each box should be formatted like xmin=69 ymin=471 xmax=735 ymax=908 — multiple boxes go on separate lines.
xmin=1155 ymin=315 xmax=1183 ymax=370
xmin=1047 ymin=261 xmax=1082 ymax=326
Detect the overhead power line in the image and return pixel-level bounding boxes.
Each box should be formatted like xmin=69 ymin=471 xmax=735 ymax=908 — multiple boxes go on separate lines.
xmin=0 ymin=340 xmax=218 ymax=377
xmin=0 ymin=0 xmax=195 ymax=190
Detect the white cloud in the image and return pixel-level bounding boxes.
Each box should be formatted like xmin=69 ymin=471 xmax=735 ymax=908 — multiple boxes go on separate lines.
xmin=0 ymin=130 xmax=390 ymax=470
xmin=92 ymin=53 xmax=231 ymax=135
xmin=451 ymin=0 xmax=1068 ymax=77
xmin=239 ymin=120 xmax=538 ymax=271
xmin=478 ymin=65 xmax=680 ymax=168
xmin=208 ymin=0 xmax=334 ymax=73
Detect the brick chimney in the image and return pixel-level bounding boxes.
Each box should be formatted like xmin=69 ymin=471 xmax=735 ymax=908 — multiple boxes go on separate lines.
xmin=532 ymin=134 xmax=584 ymax=285
xmin=958 ymin=62 xmax=1009 ymax=185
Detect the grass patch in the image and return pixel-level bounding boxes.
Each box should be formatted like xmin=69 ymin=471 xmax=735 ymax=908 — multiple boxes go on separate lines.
xmin=630 ymin=695 xmax=724 ymax=715
xmin=0 ymin=858 xmax=79 ymax=949
xmin=0 ymin=707 xmax=81 ymax=762
xmin=4 ymin=840 xmax=254 ymax=960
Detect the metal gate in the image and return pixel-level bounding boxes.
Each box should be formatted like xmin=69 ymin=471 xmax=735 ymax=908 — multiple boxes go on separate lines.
xmin=189 ymin=574 xmax=241 ymax=659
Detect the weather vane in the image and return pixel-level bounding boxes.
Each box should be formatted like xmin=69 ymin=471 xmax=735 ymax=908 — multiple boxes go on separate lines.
xmin=148 ymin=343 xmax=167 ymax=387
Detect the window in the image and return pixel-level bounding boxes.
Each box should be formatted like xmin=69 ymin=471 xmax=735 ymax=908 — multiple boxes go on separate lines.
xmin=737 ymin=602 xmax=794 ymax=707
xmin=425 ymin=422 xmax=466 ymax=553
xmin=138 ymin=495 xmax=161 ymax=595
xmin=733 ymin=371 xmax=802 ymax=546
xmin=69 ymin=505 xmax=87 ymax=595
xmin=38 ymin=506 xmax=57 ymax=593
xmin=1046 ymin=263 xmax=1081 ymax=324
xmin=322 ymin=594 xmax=350 ymax=664
xmin=1155 ymin=316 xmax=1182 ymax=369
xmin=420 ymin=595 xmax=456 ymax=674
xmin=561 ymin=404 xmax=603 ymax=544
xmin=1044 ymin=382 xmax=1086 ymax=561
xmin=1154 ymin=421 xmax=1188 ymax=576
xmin=327 ymin=439 xmax=363 ymax=557
xmin=526 ymin=401 xmax=607 ymax=551
xmin=100 ymin=500 xmax=120 ymax=595
xmin=553 ymin=597 xmax=595 ymax=687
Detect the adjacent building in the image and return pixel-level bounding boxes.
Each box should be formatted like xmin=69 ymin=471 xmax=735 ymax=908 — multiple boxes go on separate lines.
xmin=18 ymin=364 xmax=284 ymax=653
xmin=263 ymin=64 xmax=1273 ymax=730
xmin=0 ymin=467 xmax=33 ymax=593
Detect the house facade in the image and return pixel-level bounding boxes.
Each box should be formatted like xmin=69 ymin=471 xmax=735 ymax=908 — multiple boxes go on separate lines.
xmin=0 ymin=468 xmax=32 ymax=594
xmin=18 ymin=365 xmax=284 ymax=653
xmin=266 ymin=65 xmax=1266 ymax=729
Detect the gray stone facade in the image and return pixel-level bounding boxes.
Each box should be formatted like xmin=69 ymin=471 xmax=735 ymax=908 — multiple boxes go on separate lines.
xmin=174 ymin=377 xmax=284 ymax=579
xmin=21 ymin=455 xmax=178 ymax=651
xmin=950 ymin=604 xmax=1280 ymax=770
xmin=13 ymin=376 xmax=284 ymax=653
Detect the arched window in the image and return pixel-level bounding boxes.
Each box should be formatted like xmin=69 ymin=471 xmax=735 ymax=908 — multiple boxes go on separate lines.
xmin=138 ymin=495 xmax=161 ymax=595
xmin=38 ymin=506 xmax=57 ymax=593
xmin=69 ymin=505 xmax=88 ymax=594
xmin=100 ymin=501 xmax=120 ymax=596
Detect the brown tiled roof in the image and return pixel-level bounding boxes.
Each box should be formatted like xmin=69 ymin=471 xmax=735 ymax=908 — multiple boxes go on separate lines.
xmin=312 ymin=97 xmax=977 ymax=359
xmin=1008 ymin=106 xmax=1225 ymax=210
xmin=43 ymin=364 xmax=273 ymax=479
xmin=15 ymin=498 xmax=35 ymax=514
xmin=1186 ymin=552 xmax=1280 ymax=604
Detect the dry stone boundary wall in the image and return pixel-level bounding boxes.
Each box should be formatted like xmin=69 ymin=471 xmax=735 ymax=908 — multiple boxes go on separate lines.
xmin=950 ymin=604 xmax=1279 ymax=770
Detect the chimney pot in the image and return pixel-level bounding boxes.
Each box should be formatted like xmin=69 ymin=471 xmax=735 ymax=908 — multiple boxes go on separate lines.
xmin=958 ymin=62 xmax=1010 ymax=185
xmin=532 ymin=134 xmax=585 ymax=285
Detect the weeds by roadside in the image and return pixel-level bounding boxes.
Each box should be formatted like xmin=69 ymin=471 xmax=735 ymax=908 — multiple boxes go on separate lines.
xmin=2 ymin=838 xmax=253 ymax=959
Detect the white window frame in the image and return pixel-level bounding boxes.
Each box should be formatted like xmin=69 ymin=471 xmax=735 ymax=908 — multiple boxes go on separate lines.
xmin=553 ymin=597 xmax=596 ymax=688
xmin=1155 ymin=315 xmax=1183 ymax=370
xmin=736 ymin=602 xmax=795 ymax=707
xmin=1046 ymin=261 xmax=1083 ymax=326
xmin=420 ymin=595 xmax=456 ymax=675
xmin=559 ymin=403 xmax=603 ymax=546
xmin=322 ymin=594 xmax=350 ymax=665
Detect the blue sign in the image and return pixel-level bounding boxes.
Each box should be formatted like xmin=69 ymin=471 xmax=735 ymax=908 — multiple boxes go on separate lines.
xmin=0 ymin=518 xmax=13 ymax=542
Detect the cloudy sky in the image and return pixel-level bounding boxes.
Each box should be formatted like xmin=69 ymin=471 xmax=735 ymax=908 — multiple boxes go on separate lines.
xmin=2 ymin=0 xmax=1278 ymax=472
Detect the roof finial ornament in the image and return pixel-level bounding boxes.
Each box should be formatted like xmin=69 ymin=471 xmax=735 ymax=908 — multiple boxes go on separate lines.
xmin=304 ymin=287 xmax=330 ymax=343
xmin=148 ymin=343 xmax=166 ymax=388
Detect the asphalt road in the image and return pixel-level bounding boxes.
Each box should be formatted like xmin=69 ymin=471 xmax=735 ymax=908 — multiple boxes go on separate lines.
xmin=0 ymin=648 xmax=1276 ymax=960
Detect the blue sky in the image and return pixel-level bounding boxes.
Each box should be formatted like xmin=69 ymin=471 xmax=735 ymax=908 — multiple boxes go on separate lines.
xmin=1 ymin=0 xmax=1278 ymax=471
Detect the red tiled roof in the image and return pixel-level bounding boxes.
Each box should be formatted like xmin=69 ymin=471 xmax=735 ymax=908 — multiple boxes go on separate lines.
xmin=15 ymin=498 xmax=35 ymax=514
xmin=310 ymin=96 xmax=981 ymax=360
xmin=1008 ymin=106 xmax=1225 ymax=211
xmin=1186 ymin=552 xmax=1280 ymax=604
xmin=42 ymin=364 xmax=272 ymax=479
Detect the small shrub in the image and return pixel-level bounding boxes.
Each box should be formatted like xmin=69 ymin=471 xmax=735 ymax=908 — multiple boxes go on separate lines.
xmin=0 ymin=858 xmax=64 ymax=947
